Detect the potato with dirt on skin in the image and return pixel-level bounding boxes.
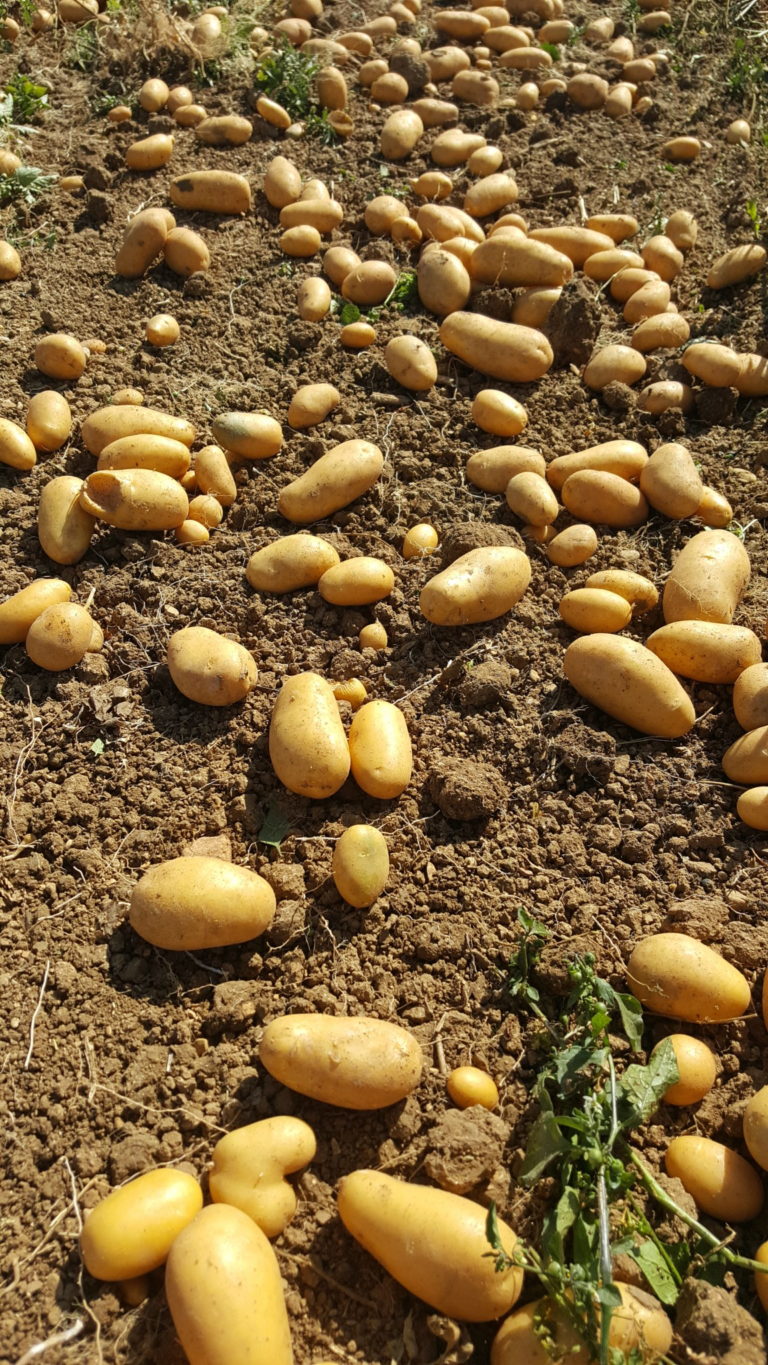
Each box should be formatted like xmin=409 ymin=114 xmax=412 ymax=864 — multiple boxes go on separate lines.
xmin=562 ymin=470 xmax=649 ymax=529
xmin=81 ymin=1169 xmax=203 ymax=1281
xmin=564 ymin=635 xmax=695 ymax=738
xmin=0 ymin=579 xmax=72 ymax=645
xmin=269 ymin=671 xmax=350 ymax=799
xmin=278 ymin=439 xmax=383 ymax=524
xmin=26 ymin=391 xmax=72 ymax=453
xmin=25 ymin=602 xmax=98 ymax=672
xmin=170 ymin=169 xmax=251 ymax=215
xmin=420 ymin=546 xmax=531 ymax=626
xmin=646 ymin=621 xmax=761 ymax=685
xmin=297 ymin=277 xmax=331 ymax=321
xmin=349 ymin=699 xmax=412 ymax=800
xmin=627 ymin=933 xmax=750 ymax=1022
xmin=665 ymin=1135 xmax=763 ymax=1221
xmin=653 ymin=1035 xmax=716 ymax=1106
xmin=737 ymin=788 xmax=768 ymax=831
xmin=115 ymin=208 xmax=174 ymax=279
xmin=165 ymin=1205 xmax=293 ymax=1365
xmin=491 ymin=1285 xmax=672 ymax=1365
xmin=385 ymin=335 xmax=437 ymax=392
xmin=332 ymin=825 xmax=390 ymax=907
xmin=209 ymin=1116 xmax=316 ymax=1237
xmin=338 ymin=1170 xmax=522 ymax=1320
xmin=80 ymin=469 xmax=188 ymax=532
xmin=212 ymin=411 xmax=282 ymax=460
xmin=38 ymin=475 xmax=96 ymax=564
xmin=130 ymin=856 xmax=276 ymax=950
xmin=260 ymin=1015 xmax=422 ymax=1109
xmin=167 ymin=626 xmax=257 ymax=706
xmin=663 ymin=528 xmax=750 ymax=624
xmin=559 ymin=588 xmax=632 ymax=635
xmin=287 ymin=383 xmax=340 ymax=429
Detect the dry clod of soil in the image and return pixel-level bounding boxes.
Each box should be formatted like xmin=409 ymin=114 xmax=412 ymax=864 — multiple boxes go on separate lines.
xmin=423 ymin=1106 xmax=510 ymax=1195
xmin=695 ymin=385 xmax=740 ymax=424
xmin=545 ymin=278 xmax=603 ymax=368
xmin=428 ymin=757 xmax=506 ymax=821
xmin=675 ymin=1278 xmax=767 ymax=1365
xmin=458 ymin=660 xmax=515 ymax=709
xmin=440 ymin=520 xmax=523 ymax=567
xmin=601 ymin=379 xmax=636 ymax=412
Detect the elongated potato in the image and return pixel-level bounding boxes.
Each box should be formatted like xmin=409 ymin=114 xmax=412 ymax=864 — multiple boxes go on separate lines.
xmin=212 ymin=411 xmax=282 ymax=460
xmin=418 ymin=249 xmax=471 ymax=315
xmin=632 ymin=313 xmax=691 ymax=351
xmin=0 ymin=578 xmax=72 ymax=644
xmin=0 ymin=417 xmax=37 ymax=471
xmin=338 ymin=1171 xmax=522 ymax=1320
xmin=560 ymin=588 xmax=632 ymax=634
xmin=646 ymin=621 xmax=761 ymax=684
xmin=663 ymin=529 xmax=750 ymax=623
xmin=80 ymin=469 xmax=188 ymax=531
xmin=38 ymin=475 xmax=96 ymax=564
xmin=297 ymin=276 xmax=331 ymax=321
xmin=260 ymin=1014 xmax=422 ymax=1108
xmin=348 ymin=700 xmax=412 ymax=799
xmin=126 ymin=133 xmax=173 ymax=171
xmin=736 ymin=353 xmax=768 ymax=398
xmin=26 ymin=391 xmax=72 ymax=452
xmin=115 ymin=207 xmax=173 ymax=278
xmin=506 ymin=471 xmax=558 ymax=526
xmin=546 ymin=440 xmax=648 ymax=492
xmin=733 ymin=663 xmax=768 ymax=731
xmin=209 ymin=1117 xmax=316 ymax=1237
xmin=466 ymin=445 xmax=544 ymax=491
xmin=332 ymin=825 xmax=389 ymax=907
xmin=627 ymin=933 xmax=750 ymax=1021
xmin=170 ymin=169 xmax=251 ymax=215
xmin=318 ymin=558 xmax=394 ymax=606
xmin=287 ymin=383 xmax=340 ymax=429
xmin=582 ymin=346 xmax=646 ymax=390
xmin=130 ymin=856 xmax=276 ymax=949
xmin=385 ymin=335 xmax=437 ymax=391
xmin=440 ymin=312 xmax=552 ymax=382
xmin=278 ymin=439 xmax=383 ymax=524
xmin=167 ymin=626 xmax=257 ymax=705
xmin=98 ymin=434 xmax=191 ymax=478
xmin=269 ymin=672 xmax=350 ymax=798
xmin=682 ymin=342 xmax=743 ymax=388
xmin=723 ymin=725 xmax=768 ymax=785
xmin=528 ymin=225 xmax=614 ymax=266
xmin=163 ymin=227 xmax=210 ymax=277
xmin=247 ymin=535 xmax=339 ymax=592
xmin=81 ymin=1170 xmax=203 ymax=1281
xmin=420 ymin=546 xmax=531 ymax=625
xmin=665 ymin=1136 xmax=763 ymax=1222
xmin=562 ymin=470 xmax=649 ymax=528
xmin=469 ymin=235 xmax=573 ymax=287
xmin=564 ymin=635 xmax=695 ymax=737
xmin=166 ymin=1205 xmax=293 ymax=1365
xmin=81 ymin=405 xmax=195 ymax=456
xmin=196 ymin=114 xmax=253 ymax=146
xmin=639 ymin=441 xmax=703 ymax=519
xmin=707 ymin=243 xmax=766 ymax=290
xmin=585 ymin=570 xmax=658 ymax=613
xmin=191 ymin=445 xmax=236 ymax=506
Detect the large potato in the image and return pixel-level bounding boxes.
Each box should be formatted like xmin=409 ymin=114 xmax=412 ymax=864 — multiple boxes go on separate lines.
xmin=318 ymin=557 xmax=394 ymax=606
xmin=561 ymin=470 xmax=649 ymax=528
xmin=130 ymin=856 xmax=276 ymax=949
xmin=0 ymin=417 xmax=37 ymax=470
xmin=81 ymin=405 xmax=195 ymax=456
xmin=26 ymin=391 xmax=72 ymax=452
xmin=349 ymin=700 xmax=412 ymax=799
xmin=247 ymin=535 xmax=339 ymax=592
xmin=528 ymin=225 xmax=614 ymax=265
xmin=682 ymin=342 xmax=743 ymax=387
xmin=626 ymin=933 xmax=750 ymax=1022
xmin=38 ymin=475 xmax=96 ymax=564
xmin=81 ymin=1170 xmax=203 ymax=1280
xmin=646 ymin=621 xmax=761 ymax=684
xmin=665 ymin=1136 xmax=763 ymax=1222
xmin=97 ymin=435 xmax=191 ymax=478
xmin=639 ymin=442 xmax=703 ymax=518
xmin=269 ymin=672 xmax=350 ymax=798
xmin=332 ymin=825 xmax=390 ymax=907
xmin=196 ymin=114 xmax=253 ymax=146
xmin=466 ymin=445 xmax=545 ymax=491
xmin=546 ymin=440 xmax=648 ymax=491
xmin=0 ymin=578 xmax=71 ymax=644
xmin=380 ymin=108 xmax=424 ymax=159
xmin=417 ymin=248 xmax=471 ymax=315
xmin=169 ymin=169 xmax=252 ymax=214
xmin=209 ymin=1117 xmax=316 ymax=1238
xmin=564 ymin=635 xmax=695 ymax=737
xmin=663 ymin=528 xmax=750 ymax=623
xmin=278 ymin=439 xmax=383 ymax=523
xmin=722 ymin=725 xmax=768 ymax=785
xmin=259 ymin=1014 xmax=422 ymax=1108
xmin=80 ymin=469 xmax=189 ymax=531
xmin=420 ymin=546 xmax=531 ymax=625
xmin=469 ymin=235 xmax=573 ymax=287
xmin=167 ymin=626 xmax=257 ymax=705
xmin=337 ymin=1170 xmax=521 ymax=1320
xmin=165 ymin=1206 xmax=293 ymax=1365
xmin=440 ymin=312 xmax=553 ymax=382
xmin=582 ymin=345 xmax=647 ymax=390
xmin=211 ymin=411 xmax=283 ymax=460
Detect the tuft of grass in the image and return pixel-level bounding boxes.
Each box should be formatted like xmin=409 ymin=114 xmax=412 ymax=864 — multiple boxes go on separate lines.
xmin=0 ymin=165 xmax=56 ymax=206
xmin=64 ymin=23 xmax=101 ymax=70
xmin=745 ymin=198 xmax=762 ymax=237
xmin=1 ymin=73 xmax=48 ymax=124
xmin=254 ymin=39 xmax=319 ymax=119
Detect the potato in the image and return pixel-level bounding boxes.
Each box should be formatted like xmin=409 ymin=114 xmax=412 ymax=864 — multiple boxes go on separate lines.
xmin=174 ymin=103 xmax=207 ymax=127
xmin=418 ymin=249 xmax=471 ymax=316
xmin=25 ymin=603 xmax=95 ymax=671
xmin=296 ymin=276 xmax=331 ymax=322
xmin=175 ymin=520 xmax=209 ymax=545
xmin=631 ymin=312 xmax=691 ymax=351
xmin=126 ymin=133 xmax=173 ymax=171
xmin=696 ymin=486 xmax=733 ymax=528
xmin=663 ymin=528 xmax=750 ymax=624
xmin=348 ymin=699 xmax=412 ymax=799
xmin=736 ymin=353 xmax=768 ymax=397
xmin=627 ymin=933 xmax=750 ymax=1021
xmin=584 ymin=248 xmax=644 ymax=281
xmin=662 ymin=135 xmax=701 ymax=161
xmin=166 ymin=1205 xmax=292 ymax=1365
xmin=278 ymin=439 xmax=383 ymax=524
xmin=260 ymin=1015 xmax=422 ymax=1108
xmin=638 ymin=441 xmax=703 ymax=519
xmin=586 ymin=213 xmax=639 ymax=243
xmin=0 ymin=417 xmax=36 ymax=471
xmin=440 ymin=312 xmax=552 ymax=383
xmin=491 ymin=1286 xmax=672 ymax=1365
xmin=318 ymin=556 xmax=394 ymax=607
xmin=582 ymin=345 xmax=646 ymax=390
xmin=138 ymin=78 xmax=169 ymax=112
xmin=547 ymin=440 xmax=649 ymax=492
xmin=263 ymin=155 xmax=301 ymax=209
xmin=170 ymin=169 xmax=251 ymax=215
xmin=287 ymin=383 xmax=340 ymax=430
xmin=98 ymin=435 xmax=190 ymax=479
xmin=707 ymin=243 xmax=766 ymax=290
xmin=528 ymin=226 xmax=614 ymax=267
xmin=81 ymin=1170 xmax=202 ymax=1281
xmin=467 ymin=145 xmax=504 ymax=174
xmin=25 ymin=391 xmax=71 ymax=454
xmin=38 ymin=475 xmax=96 ymax=564
xmin=323 ymin=245 xmax=360 ymax=286
xmin=501 ymin=44 xmax=553 ymax=70
xmin=186 ymin=494 xmax=221 ymax=529
xmin=280 ymin=199 xmax=343 ymax=235
xmin=470 ymin=235 xmax=572 ymax=288
xmin=463 ymin=173 xmax=517 ymax=219
xmin=380 ymin=109 xmax=424 ymax=159
xmin=723 ymin=726 xmax=768 ymax=785
xmin=130 ymin=856 xmax=275 ymax=949
xmin=430 ymin=130 xmax=487 ymax=168
xmin=0 ymin=240 xmax=21 ymax=281
xmin=332 ymin=678 xmax=367 ymax=710
xmin=665 ymin=209 xmax=697 ymax=251
xmin=317 ymin=65 xmax=347 ymax=110
xmin=546 ymin=524 xmax=598 ymax=568
xmin=34 ymin=333 xmax=86 ymax=381
xmin=80 ymin=469 xmax=188 ymax=531
xmin=564 ymin=635 xmax=695 ymax=737
xmin=269 ymin=671 xmax=350 ymax=798
xmin=737 ymin=787 xmax=768 ymax=830
xmin=741 ymin=1087 xmax=768 ymax=1177
xmin=733 ymin=663 xmax=768 ymax=731
xmin=471 ymin=390 xmax=527 ymax=438
xmin=623 ymin=279 xmax=671 ymax=323
xmin=642 ymin=234 xmax=684 ymax=281
xmin=167 ymin=626 xmax=256 ymax=706
xmin=559 ymin=588 xmax=632 ymax=634
xmin=506 ymin=471 xmax=558 ymax=526
xmin=209 ymin=1116 xmax=316 ymax=1237
xmin=379 ymin=334 xmax=436 ymax=392
xmin=682 ymin=341 xmax=743 ymax=387
xmin=447 ymin=1066 xmax=498 ymax=1111
xmin=420 ymin=546 xmax=531 ymax=625
xmin=466 ymin=445 xmax=544 ymax=491
xmin=561 ymin=470 xmax=649 ymax=528
xmin=211 ymin=411 xmax=282 ymax=460
xmin=163 ymin=227 xmax=210 ymax=278
xmin=584 ymin=569 xmax=658 ymax=613
xmin=247 ymin=535 xmax=339 ymax=594
xmin=338 ymin=1170 xmax=521 ymax=1320
xmin=646 ymin=621 xmax=761 ymax=684
xmin=342 ymin=261 xmax=396 ymax=306
xmin=196 ymin=114 xmax=253 ymax=146
xmin=567 ymin=73 xmax=608 ymax=107
xmin=511 ymin=286 xmax=561 ymax=328
xmin=114 ymin=208 xmax=171 ymax=278
xmin=637 ymin=380 xmax=694 ymax=414
xmin=280 ymin=225 xmax=320 ymax=257
xmin=332 ymin=825 xmax=390 ymax=907
xmin=167 ymin=84 xmax=193 ymax=113
xmin=610 ymin=267 xmax=661 ymax=302
xmin=0 ymin=579 xmax=72 ymax=644
xmin=81 ymin=405 xmax=195 ymax=456
xmin=665 ymin=1135 xmax=763 ymax=1221
xmin=340 ymin=321 xmax=376 ymax=348
xmin=653 ymin=1035 xmax=716 ymax=1106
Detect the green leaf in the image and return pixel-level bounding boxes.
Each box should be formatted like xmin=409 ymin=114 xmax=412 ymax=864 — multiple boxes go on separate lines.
xmin=541 ymin=1185 xmax=580 ymax=1263
xmin=258 ymin=800 xmax=291 ymax=848
xmin=617 ymin=1039 xmax=679 ymax=1130
xmin=485 ymin=1202 xmax=515 ymax=1271
xmin=339 ymin=301 xmax=360 ymax=325
xmin=623 ymin=1239 xmax=680 ymax=1306
xmin=592 ymin=976 xmax=644 ymax=1051
xmin=518 ymin=906 xmax=548 ymax=937
xmin=540 ymin=40 xmax=560 ymax=58
xmin=520 ymin=1110 xmax=571 ymax=1184
xmin=90 ymin=738 xmax=105 ymax=756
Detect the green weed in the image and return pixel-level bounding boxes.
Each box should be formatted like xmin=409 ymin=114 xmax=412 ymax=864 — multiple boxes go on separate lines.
xmin=727 ymin=36 xmax=766 ymax=100
xmin=332 ymin=270 xmax=418 ymax=327
xmin=2 ymin=73 xmax=47 ymax=123
xmin=745 ymin=198 xmax=762 ymax=237
xmin=0 ymin=165 xmax=56 ymax=206
xmin=65 ymin=24 xmax=100 ymax=70
xmin=254 ymin=39 xmax=319 ymax=120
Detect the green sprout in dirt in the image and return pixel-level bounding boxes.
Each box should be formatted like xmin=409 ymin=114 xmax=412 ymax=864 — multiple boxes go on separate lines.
xmin=745 ymin=198 xmax=762 ymax=238
xmin=333 ymin=270 xmax=418 ymax=327
xmin=0 ymin=73 xmax=47 ymax=126
xmin=0 ymin=165 xmax=56 ymax=206
xmin=487 ymin=909 xmax=768 ymax=1365
xmin=254 ymin=39 xmax=318 ymax=119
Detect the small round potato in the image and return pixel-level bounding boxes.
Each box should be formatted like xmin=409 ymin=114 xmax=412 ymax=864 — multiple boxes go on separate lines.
xmin=665 ymin=1136 xmax=763 ymax=1222
xmin=332 ymin=825 xmax=390 ymax=907
xmin=129 ymin=856 xmax=276 ymax=950
xmin=447 ymin=1066 xmax=499 ymax=1111
xmin=403 ymin=523 xmax=439 ymax=559
xmin=546 ymin=524 xmax=598 ymax=568
xmin=582 ymin=345 xmax=647 ymax=390
xmin=209 ymin=1116 xmax=316 ymax=1237
xmin=269 ymin=672 xmax=350 ymax=798
xmin=652 ymin=1034 xmax=716 ymax=1105
xmin=348 ymin=700 xmax=412 ymax=800
xmin=259 ymin=1014 xmax=422 ymax=1109
xmin=167 ymin=626 xmax=257 ymax=705
xmin=318 ymin=557 xmax=394 ymax=607
xmin=360 ymin=622 xmax=387 ymax=650
xmin=0 ymin=579 xmax=72 ymax=644
xmin=559 ymin=588 xmax=632 ymax=634
xmin=564 ymin=635 xmax=694 ymax=737
xmin=472 ymin=389 xmax=528 ymax=437
xmin=626 ymin=933 xmax=750 ymax=1022
xmin=340 ymin=320 xmax=376 ymax=348
xmin=146 ymin=313 xmax=180 ymax=347
xmin=35 ymin=333 xmax=87 ymax=381
xmin=25 ymin=602 xmax=95 ymax=671
xmin=81 ymin=1169 xmax=202 ymax=1281
xmin=420 ymin=547 xmax=531 ymax=625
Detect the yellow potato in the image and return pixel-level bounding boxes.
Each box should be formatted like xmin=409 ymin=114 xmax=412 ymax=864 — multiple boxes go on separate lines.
xmin=737 ymin=787 xmax=768 ymax=830
xmin=25 ymin=603 xmax=96 ymax=671
xmin=472 ymin=389 xmax=527 ymax=437
xmin=263 ymin=155 xmax=302 ymax=208
xmin=403 ymin=523 xmax=439 ymax=558
xmin=98 ymin=434 xmax=191 ymax=478
xmin=186 ymin=494 xmax=222 ymax=529
xmin=694 ymin=486 xmax=732 ymax=528
xmin=340 ymin=320 xmax=376 ymax=348
xmin=174 ymin=103 xmax=208 ymax=127
xmin=278 ymin=439 xmax=383 ymax=524
xmin=546 ymin=440 xmax=648 ymax=491
xmin=559 ymin=588 xmax=632 ymax=634
xmin=584 ymin=248 xmax=645 ymax=281
xmin=280 ymin=224 xmax=321 ymax=257
xmin=115 ymin=208 xmax=173 ymax=278
xmin=318 ymin=558 xmax=394 ymax=607
xmin=269 ymin=671 xmax=350 ymax=798
xmin=170 ymin=169 xmax=251 ymax=215
xmin=642 ymin=234 xmax=684 ymax=281
xmin=505 ymin=471 xmax=558 ymax=526
xmin=81 ymin=405 xmax=195 ymax=456
xmin=564 ymin=635 xmax=695 ymax=737
xmin=359 ymin=623 xmax=387 ymax=650
xmin=420 ymin=546 xmax=531 ymax=625
xmin=163 ymin=227 xmax=210 ymax=277
xmin=166 ymin=1205 xmax=293 ymax=1365
xmin=567 ymin=72 xmax=608 ymax=107
xmin=211 ymin=411 xmax=282 ymax=460
xmin=637 ymin=380 xmax=694 ymax=414
xmin=528 ymin=226 xmax=614 ymax=266
xmin=380 ymin=109 xmax=424 ymax=159
xmin=491 ymin=1287 xmax=671 ymax=1365
xmin=470 ymin=235 xmax=573 ymax=287
xmin=467 ymin=145 xmax=504 ymax=174
xmin=247 ymin=535 xmax=339 ymax=593
xmin=646 ymin=621 xmax=761 ymax=684
xmin=582 ymin=345 xmax=647 ymax=390
xmin=0 ymin=579 xmax=72 ymax=644
xmin=297 ymin=276 xmax=332 ymax=321
xmin=653 ymin=1035 xmax=716 ymax=1105
xmin=546 ymin=524 xmax=598 ymax=568
xmin=138 ymin=77 xmax=169 ymax=112
xmin=167 ymin=626 xmax=256 ymax=705
xmin=665 ymin=1135 xmax=763 ymax=1221
xmin=440 ymin=312 xmax=553 ymax=382
xmin=623 ymin=279 xmax=671 ymax=324
xmin=662 ymin=135 xmax=701 ymax=161
xmin=317 ymin=65 xmax=347 ymax=109
xmin=561 ymin=470 xmax=649 ymax=528
xmin=447 ymin=1066 xmax=499 ymax=1111
xmin=417 ymin=249 xmax=471 ymax=316
xmin=707 ymin=243 xmax=766 ymax=290
xmin=639 ymin=441 xmax=703 ymax=519
xmin=682 ymin=342 xmax=743 ymax=387
xmin=260 ymin=1014 xmax=422 ymax=1108
xmin=610 ymin=266 xmax=661 ymax=302
xmin=663 ymin=528 xmax=750 ymax=623
xmin=80 ymin=469 xmax=188 ymax=531
xmin=463 ymin=173 xmax=517 ymax=219
xmin=323 ymin=244 xmax=360 ymax=285
xmin=34 ymin=333 xmax=86 ymax=381
xmin=38 ymin=475 xmax=96 ymax=564
xmin=81 ymin=1170 xmax=202 ymax=1280
xmin=0 ymin=417 xmax=36 ymax=470
xmin=332 ymin=678 xmax=367 ymax=709
xmin=332 ymin=825 xmax=390 ymax=906
xmin=585 ymin=213 xmax=638 ymax=243
xmin=176 ymin=520 xmax=209 ymax=545
xmin=280 ymin=199 xmax=343 ymax=234
xmin=723 ymin=725 xmax=768 ymax=785
xmin=167 ymin=85 xmax=193 ymax=113
xmin=742 ymin=1088 xmax=768 ymax=1176
xmin=209 ymin=1116 xmax=316 ymax=1237
xmin=348 ymin=699 xmax=412 ymax=799
xmin=665 ymin=209 xmax=697 ymax=251
xmin=735 ymin=353 xmax=768 ymax=397
xmin=584 ymin=569 xmax=658 ymax=613
xmin=130 ymin=856 xmax=276 ymax=949
xmin=627 ymin=933 xmax=750 ymax=1021
xmin=733 ymin=663 xmax=768 ymax=730
xmin=341 ymin=260 xmax=396 ymax=305
xmin=385 ymin=335 xmax=438 ymax=392
xmin=466 ymin=445 xmax=544 ymax=491
xmin=287 ymin=383 xmax=340 ymax=429
xmin=126 ymin=133 xmax=173 ymax=171
xmin=196 ymin=114 xmax=253 ymax=146
xmin=338 ymin=1170 xmax=521 ymax=1320
xmin=511 ymin=286 xmax=562 ymax=328
xmin=26 ymin=390 xmax=71 ymax=453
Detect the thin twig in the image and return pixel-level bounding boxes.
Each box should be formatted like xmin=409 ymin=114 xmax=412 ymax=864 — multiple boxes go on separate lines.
xmin=24 ymin=960 xmax=50 ymax=1070
xmin=15 ymin=1319 xmax=84 ymax=1365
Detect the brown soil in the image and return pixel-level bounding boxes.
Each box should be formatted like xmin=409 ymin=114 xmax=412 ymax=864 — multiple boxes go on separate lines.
xmin=1 ymin=0 xmax=768 ymax=1361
